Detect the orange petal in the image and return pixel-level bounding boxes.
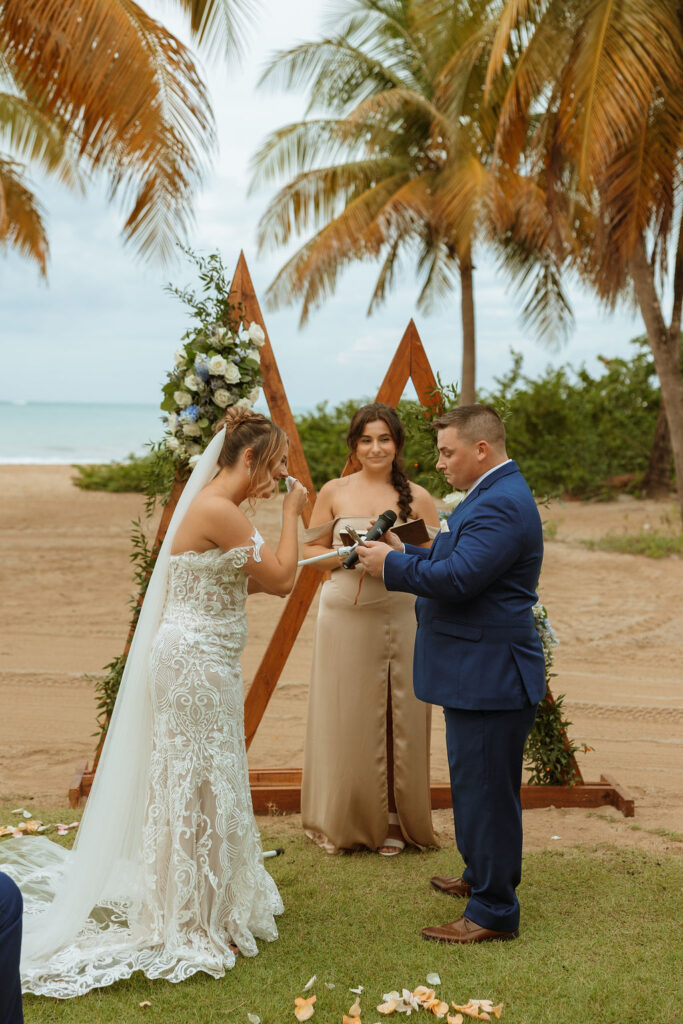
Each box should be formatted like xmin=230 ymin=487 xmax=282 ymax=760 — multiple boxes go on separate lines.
xmin=348 ymin=996 xmax=361 ymax=1017
xmin=431 ymin=1001 xmax=450 ymax=1017
xmin=377 ymin=1000 xmax=397 ymax=1015
xmin=447 ymin=1015 xmax=463 ymax=1024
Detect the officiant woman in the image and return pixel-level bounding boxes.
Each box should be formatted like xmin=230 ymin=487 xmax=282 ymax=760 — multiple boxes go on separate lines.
xmin=301 ymin=403 xmax=440 ymax=855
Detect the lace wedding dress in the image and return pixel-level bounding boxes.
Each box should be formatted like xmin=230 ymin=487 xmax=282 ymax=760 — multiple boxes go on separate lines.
xmin=0 ymin=430 xmax=283 ymax=997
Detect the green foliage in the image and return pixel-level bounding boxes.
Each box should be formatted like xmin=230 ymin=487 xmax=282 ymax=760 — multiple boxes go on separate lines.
xmin=296 ymin=341 xmax=664 ymax=499
xmin=484 ymin=343 xmax=662 ymax=498
xmin=72 ymin=453 xmax=157 ymax=493
xmin=583 ymin=529 xmax=683 ymax=559
xmin=525 ymin=603 xmax=589 ymax=785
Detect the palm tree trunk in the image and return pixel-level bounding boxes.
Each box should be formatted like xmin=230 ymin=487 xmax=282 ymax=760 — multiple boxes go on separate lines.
xmin=459 ymin=250 xmax=476 ymax=405
xmin=641 ymin=400 xmax=673 ymax=498
xmin=630 ymin=237 xmax=683 ymax=526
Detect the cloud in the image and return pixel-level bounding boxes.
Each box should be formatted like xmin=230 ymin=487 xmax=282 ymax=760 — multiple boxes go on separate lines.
xmin=0 ymin=0 xmax=645 ymax=410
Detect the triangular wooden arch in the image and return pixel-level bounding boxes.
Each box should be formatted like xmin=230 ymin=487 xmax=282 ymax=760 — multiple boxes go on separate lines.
xmin=69 ymin=253 xmax=633 ymax=818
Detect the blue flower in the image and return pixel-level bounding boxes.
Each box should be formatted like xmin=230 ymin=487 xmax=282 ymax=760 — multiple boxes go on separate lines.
xmin=194 ymin=355 xmax=210 ymax=382
xmin=179 ymin=404 xmax=199 ymax=422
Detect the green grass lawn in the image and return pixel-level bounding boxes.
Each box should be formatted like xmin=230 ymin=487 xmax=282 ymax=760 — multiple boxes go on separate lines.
xmin=4 ymin=808 xmax=681 ymax=1024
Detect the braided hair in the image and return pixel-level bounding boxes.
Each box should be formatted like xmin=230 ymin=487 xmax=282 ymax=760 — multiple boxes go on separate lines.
xmin=346 ymin=403 xmax=414 ymax=522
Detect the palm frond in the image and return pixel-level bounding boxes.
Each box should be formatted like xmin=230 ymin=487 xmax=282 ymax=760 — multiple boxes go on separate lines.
xmin=169 ymin=0 xmax=256 ymax=60
xmin=0 ymin=156 xmax=48 ymax=273
xmin=256 ymin=158 xmax=407 ymax=250
xmin=258 ymin=38 xmax=413 ymax=116
xmin=0 ymin=0 xmax=215 ymax=260
xmin=0 ymin=92 xmax=83 ymax=189
xmin=250 ymin=119 xmax=358 ymax=189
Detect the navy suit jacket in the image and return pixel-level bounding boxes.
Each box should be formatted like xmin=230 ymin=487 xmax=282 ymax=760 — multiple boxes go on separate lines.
xmin=383 ymin=460 xmax=545 ymax=710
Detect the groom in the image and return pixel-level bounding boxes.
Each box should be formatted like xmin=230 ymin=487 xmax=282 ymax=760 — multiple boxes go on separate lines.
xmin=357 ymin=405 xmax=545 ymax=943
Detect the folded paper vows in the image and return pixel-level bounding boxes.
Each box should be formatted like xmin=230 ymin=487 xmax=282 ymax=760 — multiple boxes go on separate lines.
xmin=340 ymin=518 xmax=430 ymax=547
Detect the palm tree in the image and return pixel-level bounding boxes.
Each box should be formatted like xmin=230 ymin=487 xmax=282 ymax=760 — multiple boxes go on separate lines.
xmin=0 ymin=0 xmax=252 ymax=273
xmin=250 ymin=0 xmax=571 ymax=405
xmin=485 ymin=0 xmax=683 ymax=521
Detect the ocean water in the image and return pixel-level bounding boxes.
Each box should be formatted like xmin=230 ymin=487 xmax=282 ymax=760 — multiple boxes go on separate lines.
xmin=0 ymin=402 xmax=165 ymax=463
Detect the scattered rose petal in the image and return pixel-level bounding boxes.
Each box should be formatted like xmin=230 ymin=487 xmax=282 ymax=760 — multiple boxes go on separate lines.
xmin=247 ymin=1014 xmax=261 ymax=1024
xmin=348 ymin=996 xmax=362 ymax=1017
xmin=491 ymin=1005 xmax=503 ymax=1019
xmin=426 ymin=974 xmax=441 ymax=987
xmin=303 ymin=976 xmax=316 ymax=992
xmin=447 ymin=1015 xmax=463 ymax=1024
xmin=12 ymin=830 xmax=23 ymax=838
xmin=22 ymin=810 xmax=32 ymax=818
xmin=139 ymin=1000 xmax=151 ymax=1007
xmin=294 ymin=994 xmax=316 ymax=1021
xmin=11 ymin=808 xmax=25 ymax=814
xmin=377 ymin=998 xmax=398 ymax=1015
xmin=350 ymin=987 xmax=364 ymax=994
xmin=324 ymin=982 xmax=335 ymax=990
xmin=550 ymin=835 xmax=561 ymax=840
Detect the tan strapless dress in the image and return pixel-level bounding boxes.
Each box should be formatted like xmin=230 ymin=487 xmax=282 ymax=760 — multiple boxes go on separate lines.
xmin=301 ymin=517 xmax=437 ymax=853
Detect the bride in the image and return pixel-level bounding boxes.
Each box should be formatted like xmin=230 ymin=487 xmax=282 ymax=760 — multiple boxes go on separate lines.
xmin=0 ymin=407 xmax=308 ymax=998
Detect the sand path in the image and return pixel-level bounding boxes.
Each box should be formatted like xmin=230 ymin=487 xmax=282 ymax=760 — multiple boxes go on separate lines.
xmin=1 ymin=467 xmax=681 ymax=855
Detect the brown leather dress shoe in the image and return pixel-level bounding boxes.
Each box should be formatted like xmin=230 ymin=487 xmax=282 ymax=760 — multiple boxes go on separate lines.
xmin=430 ymin=875 xmax=472 ymax=898
xmin=421 ymin=916 xmax=518 ymax=944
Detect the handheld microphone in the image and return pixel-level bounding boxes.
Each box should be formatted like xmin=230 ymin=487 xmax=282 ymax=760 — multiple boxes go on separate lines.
xmin=342 ymin=509 xmax=398 ymax=569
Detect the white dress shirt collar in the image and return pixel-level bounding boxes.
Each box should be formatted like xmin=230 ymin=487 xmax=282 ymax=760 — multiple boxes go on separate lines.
xmin=466 ymin=458 xmax=512 ymax=496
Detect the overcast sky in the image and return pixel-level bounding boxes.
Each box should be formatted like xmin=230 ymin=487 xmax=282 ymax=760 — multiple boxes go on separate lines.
xmin=0 ymin=0 xmax=645 ymax=409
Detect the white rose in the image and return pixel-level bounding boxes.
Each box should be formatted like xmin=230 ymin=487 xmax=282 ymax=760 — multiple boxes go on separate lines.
xmin=245 ymin=347 xmax=260 ymax=363
xmin=247 ymin=322 xmax=266 ymax=346
xmin=213 ymin=325 xmax=227 ymax=341
xmin=247 ymin=387 xmax=261 ymax=404
xmin=188 ymin=454 xmax=201 ymax=467
xmin=182 ymin=422 xmax=201 ymax=437
xmin=208 ymin=355 xmax=228 ymax=376
xmin=167 ymin=413 xmax=178 ymax=433
xmin=235 ymin=397 xmax=252 ymax=409
xmin=174 ymin=390 xmax=192 ymax=408
xmin=186 ymin=442 xmax=202 ymax=455
xmin=165 ymin=435 xmax=180 ymax=451
xmin=223 ymin=361 xmax=241 ymax=383
xmin=443 ymin=491 xmax=466 ymax=506
xmin=173 ymin=348 xmax=186 ymax=367
xmin=184 ymin=373 xmax=202 ymax=392
xmin=213 ymin=389 xmax=230 ymax=408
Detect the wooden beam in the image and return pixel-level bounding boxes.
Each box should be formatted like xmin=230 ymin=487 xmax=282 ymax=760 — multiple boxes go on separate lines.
xmin=247 ymin=769 xmax=635 ymax=818
xmin=243 ymin=567 xmax=321 ymax=750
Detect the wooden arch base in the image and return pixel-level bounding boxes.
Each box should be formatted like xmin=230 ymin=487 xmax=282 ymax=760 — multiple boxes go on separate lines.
xmin=69 ymin=253 xmax=634 ymax=819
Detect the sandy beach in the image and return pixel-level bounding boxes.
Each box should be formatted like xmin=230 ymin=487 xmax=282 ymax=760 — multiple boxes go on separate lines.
xmin=2 ymin=465 xmax=682 ymax=855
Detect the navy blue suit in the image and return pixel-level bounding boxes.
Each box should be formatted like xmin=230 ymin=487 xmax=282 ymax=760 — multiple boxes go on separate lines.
xmin=0 ymin=871 xmax=24 ymax=1023
xmin=384 ymin=460 xmax=544 ymax=931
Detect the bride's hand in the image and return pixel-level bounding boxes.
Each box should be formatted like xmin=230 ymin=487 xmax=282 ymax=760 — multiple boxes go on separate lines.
xmin=283 ymin=479 xmax=308 ymax=515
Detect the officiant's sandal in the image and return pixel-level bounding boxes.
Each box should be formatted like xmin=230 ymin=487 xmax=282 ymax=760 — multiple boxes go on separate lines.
xmin=379 ymin=812 xmax=405 ymax=857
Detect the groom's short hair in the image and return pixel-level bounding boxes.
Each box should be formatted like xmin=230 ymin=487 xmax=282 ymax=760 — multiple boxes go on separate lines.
xmin=433 ymin=404 xmax=506 ymax=448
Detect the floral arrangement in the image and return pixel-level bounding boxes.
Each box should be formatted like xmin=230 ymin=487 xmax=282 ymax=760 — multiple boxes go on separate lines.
xmin=160 ymin=249 xmax=266 ymax=466
xmin=161 ymin=321 xmax=265 ymax=466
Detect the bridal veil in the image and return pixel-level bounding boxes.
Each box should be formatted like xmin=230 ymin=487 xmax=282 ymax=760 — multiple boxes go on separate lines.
xmin=0 ymin=428 xmax=233 ymax=992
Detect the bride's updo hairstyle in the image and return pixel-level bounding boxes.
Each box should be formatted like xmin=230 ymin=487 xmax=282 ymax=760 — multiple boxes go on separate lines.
xmin=346 ymin=402 xmax=413 ymax=522
xmin=215 ymin=407 xmax=288 ymax=497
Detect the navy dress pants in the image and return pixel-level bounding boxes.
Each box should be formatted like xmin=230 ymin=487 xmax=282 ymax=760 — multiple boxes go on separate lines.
xmin=0 ymin=871 xmax=24 ymax=1023
xmin=443 ymin=703 xmax=537 ymax=933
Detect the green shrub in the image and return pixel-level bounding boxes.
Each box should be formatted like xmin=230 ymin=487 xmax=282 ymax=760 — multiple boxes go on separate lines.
xmin=583 ymin=529 xmax=683 ymax=558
